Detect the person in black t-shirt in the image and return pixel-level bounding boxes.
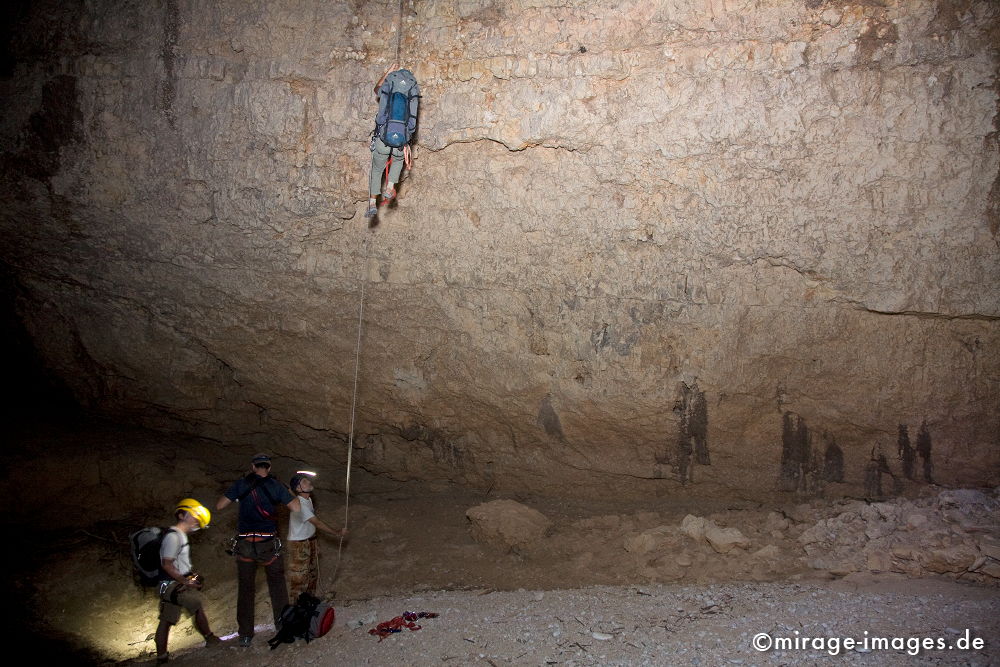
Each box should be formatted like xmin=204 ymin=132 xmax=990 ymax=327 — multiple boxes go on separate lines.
xmin=216 ymin=453 xmax=300 ymax=647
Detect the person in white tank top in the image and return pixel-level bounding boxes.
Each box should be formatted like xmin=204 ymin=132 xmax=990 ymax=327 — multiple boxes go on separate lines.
xmin=286 ymin=472 xmax=347 ymax=599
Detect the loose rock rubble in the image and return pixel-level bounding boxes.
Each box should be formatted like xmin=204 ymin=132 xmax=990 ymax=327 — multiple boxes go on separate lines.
xmin=795 ymin=489 xmax=1000 ymax=583
xmin=473 ymin=488 xmax=1000 ymax=587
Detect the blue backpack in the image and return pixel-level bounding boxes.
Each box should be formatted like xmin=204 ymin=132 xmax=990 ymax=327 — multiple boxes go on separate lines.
xmin=376 ymin=69 xmax=419 ymax=148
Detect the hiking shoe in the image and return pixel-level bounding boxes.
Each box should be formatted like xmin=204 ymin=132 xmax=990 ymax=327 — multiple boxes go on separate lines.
xmin=155 ymin=654 xmax=169 ymax=665
xmin=205 ymin=634 xmax=222 ymax=648
xmin=381 ymin=187 xmax=396 ymax=204
xmin=364 ymin=205 xmax=377 ymax=219
xmin=239 ymin=636 xmax=252 ymax=648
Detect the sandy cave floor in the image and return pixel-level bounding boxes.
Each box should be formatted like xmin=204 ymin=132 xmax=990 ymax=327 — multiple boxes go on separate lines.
xmin=4 ymin=418 xmax=998 ymax=666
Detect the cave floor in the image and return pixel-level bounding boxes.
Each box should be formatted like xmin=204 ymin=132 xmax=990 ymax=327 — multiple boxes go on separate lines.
xmin=4 ymin=417 xmax=997 ymax=665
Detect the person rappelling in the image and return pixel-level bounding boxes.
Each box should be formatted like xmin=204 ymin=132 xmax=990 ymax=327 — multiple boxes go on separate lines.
xmin=365 ymin=63 xmax=420 ymax=219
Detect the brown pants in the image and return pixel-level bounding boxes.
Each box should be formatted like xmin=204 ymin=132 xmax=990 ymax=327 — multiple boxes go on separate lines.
xmin=286 ymin=537 xmax=318 ymax=600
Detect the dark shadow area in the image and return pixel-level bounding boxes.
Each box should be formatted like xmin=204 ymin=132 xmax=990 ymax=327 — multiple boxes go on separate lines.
xmin=1 ymin=268 xmax=102 ymax=663
xmin=0 ymin=266 xmax=80 ymax=422
xmin=0 ymin=527 xmax=111 ymax=665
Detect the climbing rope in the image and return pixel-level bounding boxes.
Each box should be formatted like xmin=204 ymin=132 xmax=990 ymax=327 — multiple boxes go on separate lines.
xmin=329 ymin=231 xmax=371 ymax=585
xmin=393 ymin=0 xmax=405 ymax=63
xmin=329 ymin=0 xmax=404 ymax=589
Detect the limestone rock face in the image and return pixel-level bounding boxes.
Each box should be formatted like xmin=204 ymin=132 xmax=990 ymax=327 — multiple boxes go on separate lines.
xmin=1 ymin=1 xmax=998 ymax=499
xmin=466 ymin=499 xmax=552 ymax=553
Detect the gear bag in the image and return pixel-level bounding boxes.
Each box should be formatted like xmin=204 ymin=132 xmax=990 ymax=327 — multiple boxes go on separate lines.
xmin=129 ymin=527 xmax=175 ymax=587
xmin=376 ymin=68 xmax=419 ymax=148
xmin=268 ymin=592 xmax=335 ymax=649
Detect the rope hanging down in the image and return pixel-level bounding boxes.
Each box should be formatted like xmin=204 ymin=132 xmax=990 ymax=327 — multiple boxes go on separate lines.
xmin=331 ymin=0 xmax=404 ymax=586
xmin=393 ymin=0 xmax=404 ymax=63
xmin=330 ymin=232 xmax=371 ymax=584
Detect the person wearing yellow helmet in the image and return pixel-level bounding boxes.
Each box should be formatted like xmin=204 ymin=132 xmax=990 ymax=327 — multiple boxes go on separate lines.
xmin=175 ymin=498 xmax=212 ymax=530
xmin=154 ymin=498 xmax=222 ymax=663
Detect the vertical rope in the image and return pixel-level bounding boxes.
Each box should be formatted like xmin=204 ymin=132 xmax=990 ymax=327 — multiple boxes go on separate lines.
xmin=394 ymin=0 xmax=404 ymax=62
xmin=329 ymin=0 xmax=402 ymax=591
xmin=329 ymin=232 xmax=370 ymax=586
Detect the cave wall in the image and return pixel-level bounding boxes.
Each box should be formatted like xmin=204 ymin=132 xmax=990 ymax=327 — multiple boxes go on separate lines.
xmin=1 ymin=0 xmax=997 ymax=499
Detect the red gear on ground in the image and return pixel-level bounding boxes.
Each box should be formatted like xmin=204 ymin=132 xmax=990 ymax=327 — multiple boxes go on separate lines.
xmin=368 ymin=611 xmax=439 ymax=641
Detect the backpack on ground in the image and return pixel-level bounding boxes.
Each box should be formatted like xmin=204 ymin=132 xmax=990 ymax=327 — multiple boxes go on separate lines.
xmin=129 ymin=527 xmax=174 ymax=587
xmin=310 ymin=597 xmax=336 ymax=638
xmin=268 ymin=592 xmax=335 ymax=649
xmin=376 ymin=68 xmax=419 ymax=148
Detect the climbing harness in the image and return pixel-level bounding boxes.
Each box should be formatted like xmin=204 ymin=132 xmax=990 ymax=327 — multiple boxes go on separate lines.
xmin=234 ymin=534 xmax=282 ymax=565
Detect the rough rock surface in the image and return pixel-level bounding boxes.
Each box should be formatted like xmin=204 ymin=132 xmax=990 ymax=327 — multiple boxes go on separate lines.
xmin=1 ymin=1 xmax=999 ymax=499
xmin=467 ymin=498 xmax=553 ymax=553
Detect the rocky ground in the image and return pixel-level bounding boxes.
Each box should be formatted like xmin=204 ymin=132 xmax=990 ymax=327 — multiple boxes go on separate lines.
xmin=5 ymin=418 xmax=998 ymax=665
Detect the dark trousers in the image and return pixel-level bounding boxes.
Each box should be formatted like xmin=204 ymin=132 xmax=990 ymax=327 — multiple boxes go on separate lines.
xmin=236 ymin=551 xmax=288 ymax=637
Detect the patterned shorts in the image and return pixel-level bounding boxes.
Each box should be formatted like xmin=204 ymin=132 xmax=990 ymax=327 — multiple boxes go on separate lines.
xmin=286 ymin=537 xmax=318 ymax=599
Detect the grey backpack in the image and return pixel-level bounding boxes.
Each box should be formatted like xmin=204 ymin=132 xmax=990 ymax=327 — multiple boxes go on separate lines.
xmin=376 ymin=68 xmax=419 ymax=148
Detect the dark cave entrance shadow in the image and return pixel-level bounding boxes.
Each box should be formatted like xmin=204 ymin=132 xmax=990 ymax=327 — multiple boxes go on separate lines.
xmin=1 ymin=528 xmax=109 ymax=665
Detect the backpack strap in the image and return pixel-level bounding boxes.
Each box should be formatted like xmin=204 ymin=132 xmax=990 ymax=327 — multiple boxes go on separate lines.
xmin=158 ymin=528 xmax=182 ymax=581
xmin=237 ymin=474 xmax=280 ymax=506
xmin=236 ymin=473 xmax=261 ymax=501
xmin=406 ymin=88 xmax=420 ymax=135
xmin=375 ymin=80 xmax=393 ymax=128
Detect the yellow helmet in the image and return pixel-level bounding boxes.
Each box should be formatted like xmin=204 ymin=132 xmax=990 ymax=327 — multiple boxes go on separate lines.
xmin=176 ymin=498 xmax=211 ymax=529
